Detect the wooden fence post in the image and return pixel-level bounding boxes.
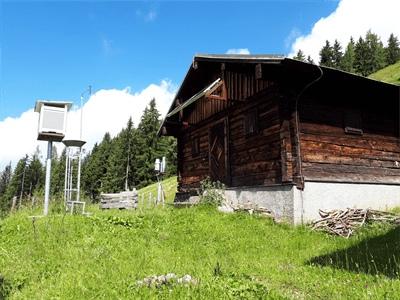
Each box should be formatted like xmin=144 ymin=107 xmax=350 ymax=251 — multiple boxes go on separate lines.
xmin=10 ymin=196 xmax=17 ymax=216
xmin=148 ymin=192 xmax=152 ymax=209
xmin=153 ymin=197 xmax=156 ymax=207
xmin=140 ymin=194 xmax=144 ymax=211
xmin=162 ymin=187 xmax=165 ymax=208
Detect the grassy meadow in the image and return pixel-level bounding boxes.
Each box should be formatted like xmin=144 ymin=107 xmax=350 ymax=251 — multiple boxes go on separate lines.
xmin=368 ymin=61 xmax=400 ymax=85
xmin=1 ymin=176 xmax=400 ymax=299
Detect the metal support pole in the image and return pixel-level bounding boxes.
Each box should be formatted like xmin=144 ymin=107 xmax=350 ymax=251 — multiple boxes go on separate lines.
xmin=77 ymin=147 xmax=82 ymax=201
xmin=44 ymin=140 xmax=52 ymax=215
xmin=157 ymin=174 xmax=162 ymax=205
xmin=64 ymin=148 xmax=69 ymax=206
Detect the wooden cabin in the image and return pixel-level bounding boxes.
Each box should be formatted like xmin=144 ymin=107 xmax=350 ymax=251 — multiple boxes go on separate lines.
xmin=157 ymin=54 xmax=400 ymax=224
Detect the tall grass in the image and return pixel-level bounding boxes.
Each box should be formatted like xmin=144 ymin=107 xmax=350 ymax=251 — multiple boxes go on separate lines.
xmin=0 ymin=177 xmax=399 ymax=299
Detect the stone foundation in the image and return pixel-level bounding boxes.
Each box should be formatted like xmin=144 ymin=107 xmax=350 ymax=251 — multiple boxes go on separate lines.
xmin=224 ymin=181 xmax=400 ymax=225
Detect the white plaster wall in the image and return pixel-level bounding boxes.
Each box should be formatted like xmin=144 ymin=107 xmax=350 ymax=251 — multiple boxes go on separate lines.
xmin=224 ymin=185 xmax=295 ymax=223
xmin=298 ymin=181 xmax=400 ymax=224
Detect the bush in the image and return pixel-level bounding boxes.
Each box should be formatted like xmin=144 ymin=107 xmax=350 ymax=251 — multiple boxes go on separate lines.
xmin=196 ymin=176 xmax=226 ymax=207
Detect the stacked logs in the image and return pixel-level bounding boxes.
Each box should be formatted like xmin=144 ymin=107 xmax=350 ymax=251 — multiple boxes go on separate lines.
xmin=310 ymin=208 xmax=400 ymax=238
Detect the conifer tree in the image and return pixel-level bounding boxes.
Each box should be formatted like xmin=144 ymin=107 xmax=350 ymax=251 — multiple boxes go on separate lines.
xmin=354 ymin=36 xmax=370 ymax=76
xmin=332 ymin=39 xmax=343 ymax=69
xmin=386 ymin=33 xmax=400 ymax=65
xmin=26 ymin=147 xmax=45 ymax=199
xmin=341 ymin=37 xmax=356 ymax=73
xmin=293 ymin=49 xmax=306 ymax=62
xmin=0 ymin=162 xmax=13 ymax=215
xmin=1 ymin=155 xmax=29 ymax=210
xmin=306 ymin=55 xmax=314 ymax=64
xmin=81 ymin=143 xmax=100 ymax=201
xmin=365 ymin=29 xmax=387 ymax=74
xmin=97 ymin=132 xmax=112 ymax=194
xmin=135 ymin=98 xmax=169 ymax=189
xmin=319 ymin=40 xmax=334 ymax=67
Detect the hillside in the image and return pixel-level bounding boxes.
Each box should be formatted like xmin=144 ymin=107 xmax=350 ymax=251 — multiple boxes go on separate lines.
xmin=1 ymin=181 xmax=400 ymax=299
xmin=368 ymin=61 xmax=400 ymax=85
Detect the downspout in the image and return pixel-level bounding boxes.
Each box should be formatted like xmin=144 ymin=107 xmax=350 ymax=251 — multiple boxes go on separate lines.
xmin=294 ymin=63 xmax=323 ymax=224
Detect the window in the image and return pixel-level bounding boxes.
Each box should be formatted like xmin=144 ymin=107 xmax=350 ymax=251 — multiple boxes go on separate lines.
xmin=191 ymin=137 xmax=200 ymax=157
xmin=344 ymin=108 xmax=363 ymax=135
xmin=244 ymin=110 xmax=258 ymax=137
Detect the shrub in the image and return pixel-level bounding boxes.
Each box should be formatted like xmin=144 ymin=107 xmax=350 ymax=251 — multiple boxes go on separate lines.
xmin=196 ymin=176 xmax=226 ymax=207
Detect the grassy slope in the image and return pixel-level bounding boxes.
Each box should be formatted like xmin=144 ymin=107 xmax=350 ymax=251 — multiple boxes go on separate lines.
xmin=1 ymin=180 xmax=400 ymax=299
xmin=137 ymin=176 xmax=179 ymax=204
xmin=368 ymin=61 xmax=400 ymax=85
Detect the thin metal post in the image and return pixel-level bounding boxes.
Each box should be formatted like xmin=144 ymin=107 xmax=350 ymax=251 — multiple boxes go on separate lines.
xmin=157 ymin=174 xmax=161 ymax=205
xmin=77 ymin=147 xmax=82 ymax=201
xmin=64 ymin=148 xmax=69 ymax=206
xmin=44 ymin=140 xmax=52 ymax=215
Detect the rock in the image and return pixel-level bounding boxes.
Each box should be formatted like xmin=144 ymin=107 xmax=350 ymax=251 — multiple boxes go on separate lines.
xmin=244 ymin=202 xmax=255 ymax=210
xmin=166 ymin=273 xmax=177 ymax=280
xmin=189 ymin=196 xmax=200 ymax=204
xmin=258 ymin=206 xmax=271 ymax=213
xmin=157 ymin=275 xmax=166 ymax=283
xmin=218 ymin=205 xmax=234 ymax=213
xmin=182 ymin=274 xmax=192 ymax=283
xmin=248 ymin=209 xmax=253 ymax=215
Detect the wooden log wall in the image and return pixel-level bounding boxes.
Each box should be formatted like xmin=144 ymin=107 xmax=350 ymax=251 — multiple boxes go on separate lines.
xmin=229 ymin=87 xmax=282 ymax=187
xmin=299 ymin=98 xmax=400 ymax=184
xmin=183 ymin=69 xmax=271 ymax=127
xmin=179 ymin=84 xmax=285 ymax=191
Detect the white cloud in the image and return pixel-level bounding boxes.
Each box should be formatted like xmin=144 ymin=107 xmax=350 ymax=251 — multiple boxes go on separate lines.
xmin=136 ymin=3 xmax=159 ymax=22
xmin=226 ymin=48 xmax=250 ymax=55
xmin=0 ymin=80 xmax=177 ymax=172
xmin=288 ymin=0 xmax=400 ymax=63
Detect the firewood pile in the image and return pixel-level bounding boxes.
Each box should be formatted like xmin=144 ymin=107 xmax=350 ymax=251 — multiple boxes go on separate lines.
xmin=310 ymin=208 xmax=400 ymax=238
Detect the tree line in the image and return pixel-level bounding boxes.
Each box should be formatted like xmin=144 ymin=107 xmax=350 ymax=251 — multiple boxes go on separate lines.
xmin=0 ymin=98 xmax=177 ymax=217
xmin=293 ymin=30 xmax=400 ymax=77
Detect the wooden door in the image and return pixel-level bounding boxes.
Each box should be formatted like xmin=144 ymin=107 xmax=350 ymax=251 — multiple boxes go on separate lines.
xmin=209 ymin=119 xmax=230 ymax=186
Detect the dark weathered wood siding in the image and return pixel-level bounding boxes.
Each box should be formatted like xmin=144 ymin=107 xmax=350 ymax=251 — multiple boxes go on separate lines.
xmin=178 ymin=84 xmax=286 ymax=191
xmin=181 ymin=70 xmax=271 ymax=127
xmin=298 ymin=97 xmax=400 ymax=184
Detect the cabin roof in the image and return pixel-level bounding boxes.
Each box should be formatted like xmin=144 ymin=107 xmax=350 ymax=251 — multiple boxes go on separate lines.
xmin=157 ymin=53 xmax=399 ymax=137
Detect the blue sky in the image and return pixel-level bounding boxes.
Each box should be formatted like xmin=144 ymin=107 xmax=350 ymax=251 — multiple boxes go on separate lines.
xmin=1 ymin=0 xmax=399 ymax=172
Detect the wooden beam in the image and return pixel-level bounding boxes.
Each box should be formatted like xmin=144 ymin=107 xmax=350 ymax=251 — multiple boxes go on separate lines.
xmin=255 ymin=63 xmax=262 ymax=80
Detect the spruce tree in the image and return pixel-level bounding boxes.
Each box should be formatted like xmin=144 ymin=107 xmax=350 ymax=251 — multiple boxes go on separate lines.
xmin=81 ymin=143 xmax=100 ymax=201
xmin=97 ymin=132 xmax=113 ymax=194
xmin=27 ymin=147 xmax=45 ymax=199
xmin=354 ymin=36 xmax=370 ymax=76
xmin=319 ymin=40 xmax=334 ymax=67
xmin=306 ymin=55 xmax=314 ymax=64
xmin=365 ymin=29 xmax=387 ymax=74
xmin=332 ymin=39 xmax=343 ymax=69
xmin=0 ymin=162 xmax=13 ymax=216
xmin=341 ymin=37 xmax=356 ymax=73
xmin=135 ymin=98 xmax=169 ymax=189
xmin=386 ymin=33 xmax=400 ymax=65
xmin=293 ymin=49 xmax=306 ymax=62
xmin=2 ymin=155 xmax=29 ymax=211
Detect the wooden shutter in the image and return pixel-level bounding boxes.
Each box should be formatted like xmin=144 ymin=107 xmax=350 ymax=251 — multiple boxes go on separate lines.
xmin=244 ymin=110 xmax=258 ymax=137
xmin=344 ymin=108 xmax=363 ymax=135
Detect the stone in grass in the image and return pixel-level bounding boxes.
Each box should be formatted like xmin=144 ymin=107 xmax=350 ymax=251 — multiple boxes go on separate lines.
xmin=218 ymin=205 xmax=234 ymax=213
xmin=178 ymin=274 xmax=192 ymax=284
xmin=166 ymin=273 xmax=177 ymax=281
xmin=157 ymin=275 xmax=166 ymax=283
xmin=189 ymin=196 xmax=200 ymax=204
xmin=244 ymin=202 xmax=255 ymax=210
